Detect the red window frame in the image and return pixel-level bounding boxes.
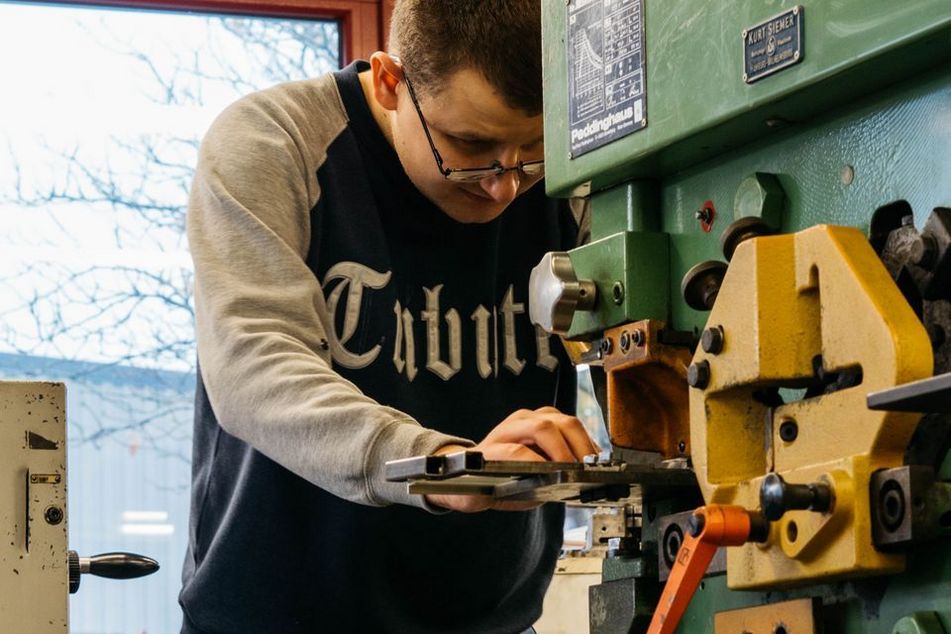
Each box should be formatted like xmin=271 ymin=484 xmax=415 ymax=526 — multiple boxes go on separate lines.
xmin=43 ymin=0 xmax=395 ymax=64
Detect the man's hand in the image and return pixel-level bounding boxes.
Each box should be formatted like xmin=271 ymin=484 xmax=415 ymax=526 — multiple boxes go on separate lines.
xmin=425 ymin=406 xmax=599 ymax=513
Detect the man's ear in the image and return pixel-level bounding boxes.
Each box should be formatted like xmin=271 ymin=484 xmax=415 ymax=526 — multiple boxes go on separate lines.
xmin=369 ymin=52 xmax=402 ymax=112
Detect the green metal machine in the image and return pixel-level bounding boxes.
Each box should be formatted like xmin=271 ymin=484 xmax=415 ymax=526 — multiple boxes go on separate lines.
xmin=535 ymin=1 xmax=951 ymax=632
xmin=388 ymin=2 xmax=951 ymax=631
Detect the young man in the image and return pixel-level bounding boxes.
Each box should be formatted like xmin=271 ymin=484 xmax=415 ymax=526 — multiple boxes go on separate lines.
xmin=180 ymin=2 xmax=594 ymax=632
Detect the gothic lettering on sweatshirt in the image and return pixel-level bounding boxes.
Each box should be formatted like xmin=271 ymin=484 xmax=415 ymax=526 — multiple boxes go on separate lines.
xmin=322 ymin=261 xmax=559 ymax=379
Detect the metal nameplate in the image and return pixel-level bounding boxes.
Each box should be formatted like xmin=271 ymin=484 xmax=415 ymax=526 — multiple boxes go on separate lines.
xmin=743 ymin=6 xmax=803 ymax=84
xmin=567 ymin=0 xmax=647 ymax=157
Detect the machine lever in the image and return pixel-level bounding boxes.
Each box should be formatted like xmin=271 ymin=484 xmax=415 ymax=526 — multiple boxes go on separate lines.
xmin=68 ymin=551 xmax=159 ymax=593
xmin=647 ymin=505 xmax=768 ymax=634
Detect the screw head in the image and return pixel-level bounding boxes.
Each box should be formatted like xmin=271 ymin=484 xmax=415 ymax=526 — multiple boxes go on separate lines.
xmin=45 ymin=506 xmax=64 ymax=525
xmin=700 ymin=326 xmax=724 ymax=354
xmin=687 ymin=360 xmax=711 ymax=389
xmin=778 ymin=418 xmax=799 ymax=442
xmin=631 ymin=329 xmax=645 ymax=347
xmin=612 ymin=281 xmax=625 ymax=305
xmin=619 ymin=331 xmax=631 ymax=353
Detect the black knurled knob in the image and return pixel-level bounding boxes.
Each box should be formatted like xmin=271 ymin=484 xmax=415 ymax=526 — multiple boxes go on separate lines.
xmin=68 ymin=550 xmax=81 ymax=594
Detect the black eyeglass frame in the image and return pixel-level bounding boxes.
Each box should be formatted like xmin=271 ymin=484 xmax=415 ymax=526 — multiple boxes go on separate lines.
xmin=401 ymin=71 xmax=545 ymax=183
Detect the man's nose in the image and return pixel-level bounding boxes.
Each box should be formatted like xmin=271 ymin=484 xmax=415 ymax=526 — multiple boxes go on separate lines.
xmin=479 ymin=169 xmax=520 ymax=205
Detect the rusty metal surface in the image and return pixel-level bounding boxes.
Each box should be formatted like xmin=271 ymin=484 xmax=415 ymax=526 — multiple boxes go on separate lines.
xmin=603 ymin=320 xmax=693 ymax=458
xmin=714 ymin=597 xmax=816 ymax=633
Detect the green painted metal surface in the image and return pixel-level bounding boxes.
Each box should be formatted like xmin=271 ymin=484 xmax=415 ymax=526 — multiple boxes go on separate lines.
xmin=566 ymin=230 xmax=669 ymax=338
xmin=543 ymin=0 xmax=951 ymax=198
xmin=563 ymin=64 xmax=951 ymax=336
xmin=543 ymin=2 xmax=951 ymax=631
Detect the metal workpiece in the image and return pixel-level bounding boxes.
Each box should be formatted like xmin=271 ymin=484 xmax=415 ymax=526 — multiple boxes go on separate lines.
xmin=868 ymin=372 xmax=951 ymax=414
xmin=384 ymin=450 xmax=696 ymax=505
xmin=687 ymin=225 xmax=933 ymax=589
xmin=600 ymin=320 xmax=693 ymax=459
xmin=528 ymin=251 xmax=597 ymax=334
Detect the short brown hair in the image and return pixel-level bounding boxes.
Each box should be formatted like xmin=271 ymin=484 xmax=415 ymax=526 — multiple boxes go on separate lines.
xmin=388 ymin=0 xmax=542 ymax=115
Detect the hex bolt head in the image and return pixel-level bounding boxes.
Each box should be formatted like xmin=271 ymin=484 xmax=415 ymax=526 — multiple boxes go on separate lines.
xmin=687 ymin=360 xmax=711 ymax=389
xmin=599 ymin=337 xmax=613 ymax=355
xmin=45 ymin=506 xmax=64 ymax=525
xmin=631 ymin=329 xmax=645 ymax=347
xmin=700 ymin=326 xmax=724 ymax=354
xmin=619 ymin=331 xmax=631 ymax=353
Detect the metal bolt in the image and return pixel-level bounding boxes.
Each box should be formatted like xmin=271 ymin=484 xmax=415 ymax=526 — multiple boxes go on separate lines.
xmin=631 ymin=329 xmax=645 ymax=347
xmin=879 ymin=480 xmax=905 ymax=532
xmin=779 ymin=418 xmax=799 ymax=442
xmin=760 ymin=473 xmax=833 ymax=521
xmin=567 ymin=151 xmax=574 ymax=160
xmin=619 ymin=331 xmax=631 ymax=353
xmin=687 ymin=360 xmax=711 ymax=389
xmin=599 ymin=337 xmax=613 ymax=356
xmin=45 ymin=506 xmax=64 ymax=526
xmin=742 ymin=73 xmax=749 ymax=82
xmin=700 ymin=326 xmax=724 ymax=354
xmin=612 ymin=281 xmax=625 ymax=305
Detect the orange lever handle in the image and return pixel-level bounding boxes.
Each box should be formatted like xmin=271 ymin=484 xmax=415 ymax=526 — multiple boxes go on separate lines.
xmin=647 ymin=505 xmax=766 ymax=634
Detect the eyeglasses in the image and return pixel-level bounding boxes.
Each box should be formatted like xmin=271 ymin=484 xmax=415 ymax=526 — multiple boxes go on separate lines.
xmin=401 ymin=71 xmax=545 ymax=183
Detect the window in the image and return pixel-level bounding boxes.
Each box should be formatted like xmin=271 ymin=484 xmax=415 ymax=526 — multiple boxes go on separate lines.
xmin=0 ymin=2 xmax=347 ymax=630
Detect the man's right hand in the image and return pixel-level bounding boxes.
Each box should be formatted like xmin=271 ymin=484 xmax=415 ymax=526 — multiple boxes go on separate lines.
xmin=424 ymin=406 xmax=599 ymax=513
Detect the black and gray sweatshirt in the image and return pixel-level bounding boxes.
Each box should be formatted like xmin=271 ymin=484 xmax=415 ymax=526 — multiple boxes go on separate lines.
xmin=180 ymin=61 xmax=586 ymax=633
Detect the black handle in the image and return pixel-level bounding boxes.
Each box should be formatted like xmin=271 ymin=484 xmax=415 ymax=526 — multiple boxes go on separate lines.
xmin=87 ymin=552 xmax=160 ymax=579
xmin=760 ymin=473 xmax=833 ymax=521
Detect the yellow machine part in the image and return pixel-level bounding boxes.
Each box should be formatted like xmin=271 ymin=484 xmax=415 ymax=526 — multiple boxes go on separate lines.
xmin=688 ymin=224 xmax=933 ymax=589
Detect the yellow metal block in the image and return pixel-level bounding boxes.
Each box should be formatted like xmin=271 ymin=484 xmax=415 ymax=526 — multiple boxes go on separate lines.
xmin=689 ymin=225 xmax=933 ymax=589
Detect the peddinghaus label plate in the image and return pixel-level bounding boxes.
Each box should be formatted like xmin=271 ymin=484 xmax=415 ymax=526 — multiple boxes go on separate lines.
xmin=743 ymin=6 xmax=804 ymax=83
xmin=566 ymin=0 xmax=647 ymax=158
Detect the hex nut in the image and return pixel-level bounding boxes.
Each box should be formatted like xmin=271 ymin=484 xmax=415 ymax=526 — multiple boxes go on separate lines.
xmin=687 ymin=360 xmax=711 ymax=389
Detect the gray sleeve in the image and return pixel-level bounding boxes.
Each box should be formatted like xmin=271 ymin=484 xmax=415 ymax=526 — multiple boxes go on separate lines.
xmin=187 ymin=77 xmax=473 ymax=510
xmin=569 ymin=197 xmax=592 ymax=246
